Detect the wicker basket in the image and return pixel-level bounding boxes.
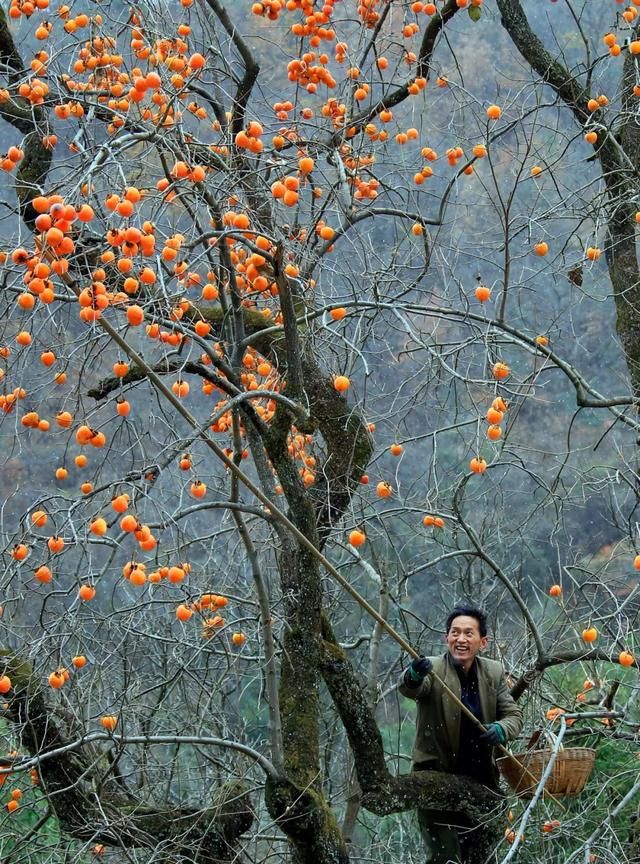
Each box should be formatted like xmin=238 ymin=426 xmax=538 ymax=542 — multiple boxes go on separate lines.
xmin=498 ymin=747 xmax=596 ymax=798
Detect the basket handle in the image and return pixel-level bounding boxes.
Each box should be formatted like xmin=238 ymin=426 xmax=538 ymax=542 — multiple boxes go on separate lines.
xmin=525 ymin=729 xmax=542 ymax=751
xmin=525 ymin=728 xmax=563 ymax=753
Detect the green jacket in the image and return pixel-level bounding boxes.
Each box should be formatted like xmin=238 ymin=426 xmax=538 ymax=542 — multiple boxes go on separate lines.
xmin=399 ymin=652 xmax=523 ymax=784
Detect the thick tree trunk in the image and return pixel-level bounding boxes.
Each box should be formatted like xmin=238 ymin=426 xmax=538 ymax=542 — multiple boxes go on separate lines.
xmin=265 ymin=777 xmax=350 ymax=864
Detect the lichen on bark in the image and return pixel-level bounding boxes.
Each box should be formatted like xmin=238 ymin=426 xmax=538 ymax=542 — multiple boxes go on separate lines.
xmin=265 ymin=777 xmax=349 ymax=864
xmin=278 ymin=621 xmax=322 ymax=788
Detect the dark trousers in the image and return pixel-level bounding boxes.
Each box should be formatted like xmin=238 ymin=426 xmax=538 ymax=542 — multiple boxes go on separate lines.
xmin=416 ymin=807 xmax=473 ymax=864
xmin=413 ymin=763 xmax=495 ymax=864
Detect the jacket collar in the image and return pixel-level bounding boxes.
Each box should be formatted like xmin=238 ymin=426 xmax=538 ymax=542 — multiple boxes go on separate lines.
xmin=444 ymin=649 xmax=480 ymax=677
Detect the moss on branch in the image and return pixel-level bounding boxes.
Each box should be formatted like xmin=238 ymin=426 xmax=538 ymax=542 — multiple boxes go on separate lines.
xmin=87 ymin=356 xmax=188 ymax=400
xmin=87 ymin=357 xmax=233 ymax=402
xmin=265 ymin=777 xmax=349 ymax=864
xmin=188 ymin=303 xmax=286 ymax=361
xmin=278 ymin=620 xmax=322 ymax=788
xmin=115 ymin=782 xmax=254 ymax=862
xmin=319 ymin=618 xmax=388 ymax=791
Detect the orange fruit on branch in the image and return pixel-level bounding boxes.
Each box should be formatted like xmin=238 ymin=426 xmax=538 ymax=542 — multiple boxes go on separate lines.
xmin=172 ymin=379 xmax=190 ymax=398
xmin=120 ymin=514 xmax=138 ymax=532
xmin=176 ymin=603 xmax=193 ymax=622
xmin=349 ymin=529 xmax=366 ymax=547
xmin=111 ymin=494 xmax=130 ymax=513
xmin=492 ymin=362 xmax=510 ymax=380
xmin=619 ymin=651 xmax=635 ymax=667
xmin=48 ymin=670 xmax=65 ymax=689
xmin=35 ymin=565 xmax=52 ymax=583
xmin=492 ymin=396 xmax=508 ymax=412
xmin=486 ymin=407 xmax=504 ymax=424
xmin=90 ymin=517 xmax=108 ymax=536
xmin=191 ymin=480 xmax=207 ymax=498
xmin=11 ymin=543 xmax=29 ymax=561
xmin=376 ymin=481 xmax=392 ymax=498
xmin=31 ymin=510 xmax=48 ymax=527
xmin=126 ymin=304 xmax=144 ymax=326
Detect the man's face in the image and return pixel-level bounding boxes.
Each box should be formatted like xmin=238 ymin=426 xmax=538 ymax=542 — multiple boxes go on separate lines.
xmin=446 ymin=615 xmax=488 ymax=670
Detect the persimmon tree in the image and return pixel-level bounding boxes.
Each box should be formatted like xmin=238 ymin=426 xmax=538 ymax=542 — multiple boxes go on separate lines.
xmin=0 ymin=1 xmax=639 ymax=863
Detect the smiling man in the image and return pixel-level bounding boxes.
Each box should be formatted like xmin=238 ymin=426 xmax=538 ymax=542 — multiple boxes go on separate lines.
xmin=399 ymin=604 xmax=523 ymax=864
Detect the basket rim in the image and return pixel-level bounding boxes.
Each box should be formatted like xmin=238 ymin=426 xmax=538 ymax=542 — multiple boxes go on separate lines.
xmin=497 ymin=746 xmax=597 ymax=764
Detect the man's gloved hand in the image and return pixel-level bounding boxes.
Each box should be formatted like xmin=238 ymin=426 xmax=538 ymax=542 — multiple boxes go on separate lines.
xmin=479 ymin=722 xmax=506 ymax=747
xmin=406 ymin=656 xmax=433 ymax=683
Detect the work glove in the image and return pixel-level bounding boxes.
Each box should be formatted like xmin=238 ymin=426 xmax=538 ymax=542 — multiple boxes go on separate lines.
xmin=404 ymin=656 xmax=433 ymax=687
xmin=479 ymin=722 xmax=506 ymax=747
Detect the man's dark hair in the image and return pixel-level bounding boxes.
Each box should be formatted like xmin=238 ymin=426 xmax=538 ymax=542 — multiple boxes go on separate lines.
xmin=446 ymin=604 xmax=488 ymax=637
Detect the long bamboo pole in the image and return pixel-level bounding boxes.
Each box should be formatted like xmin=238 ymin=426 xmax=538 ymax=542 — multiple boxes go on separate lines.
xmin=88 ymin=310 xmax=560 ymax=805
